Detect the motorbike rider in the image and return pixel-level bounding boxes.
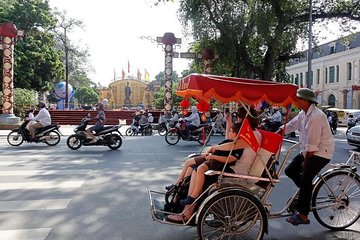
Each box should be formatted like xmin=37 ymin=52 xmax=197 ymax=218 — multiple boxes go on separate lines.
xmin=169 ymin=110 xmax=179 ymax=128
xmin=347 ymin=114 xmax=356 ymax=130
xmin=86 ymin=102 xmax=106 ymax=143
xmin=27 ymin=102 xmax=51 ymax=141
xmin=267 ymin=107 xmax=282 ymax=131
xmin=184 ymin=106 xmax=200 ymax=137
xmin=139 ymin=110 xmax=149 ymax=132
xmin=212 ymin=109 xmax=225 ymax=133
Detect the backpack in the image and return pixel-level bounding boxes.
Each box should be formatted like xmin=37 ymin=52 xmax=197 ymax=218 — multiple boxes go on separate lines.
xmin=164 ymin=176 xmax=190 ymax=213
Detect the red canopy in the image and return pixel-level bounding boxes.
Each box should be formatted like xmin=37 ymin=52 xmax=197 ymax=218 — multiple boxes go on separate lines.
xmin=176 ymin=74 xmax=298 ymax=107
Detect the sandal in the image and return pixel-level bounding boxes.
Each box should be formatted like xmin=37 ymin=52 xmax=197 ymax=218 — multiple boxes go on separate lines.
xmin=166 ymin=214 xmax=188 ymax=224
xmin=286 ymin=213 xmax=310 ymax=226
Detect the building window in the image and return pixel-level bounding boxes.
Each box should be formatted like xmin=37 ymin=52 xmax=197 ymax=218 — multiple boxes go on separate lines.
xmin=329 ymin=66 xmax=335 ymax=83
xmin=291 ymin=74 xmax=294 ymax=83
xmin=316 ymin=69 xmax=320 ymax=84
xmin=300 ymin=73 xmax=303 ymax=86
xmin=329 ymin=46 xmax=335 ymax=54
xmin=347 ymin=62 xmax=352 ymax=80
xmin=336 ymin=65 xmax=339 ymax=82
xmin=328 ymin=94 xmax=336 ymax=107
xmin=325 ymin=67 xmax=328 ymax=83
xmin=295 ymin=73 xmax=299 ymax=85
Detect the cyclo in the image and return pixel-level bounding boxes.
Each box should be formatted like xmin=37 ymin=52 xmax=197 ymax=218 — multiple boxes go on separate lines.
xmin=147 ymin=74 xmax=360 ymax=240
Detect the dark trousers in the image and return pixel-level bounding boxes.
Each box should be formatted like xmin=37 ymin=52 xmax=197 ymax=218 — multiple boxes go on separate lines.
xmin=285 ymin=153 xmax=330 ymax=215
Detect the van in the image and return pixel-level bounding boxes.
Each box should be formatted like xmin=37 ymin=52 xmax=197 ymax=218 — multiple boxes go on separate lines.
xmin=325 ymin=108 xmax=360 ymax=126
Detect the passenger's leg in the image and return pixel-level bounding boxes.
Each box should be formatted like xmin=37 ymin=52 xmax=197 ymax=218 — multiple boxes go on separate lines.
xmin=189 ymin=163 xmax=208 ymax=199
xmin=29 ymin=122 xmax=43 ymax=139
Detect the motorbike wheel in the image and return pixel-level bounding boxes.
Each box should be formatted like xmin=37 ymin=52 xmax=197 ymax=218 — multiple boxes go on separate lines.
xmin=7 ymin=131 xmax=24 ymax=146
xmin=145 ymin=127 xmax=153 ymax=136
xmin=197 ymin=129 xmax=211 ymax=145
xmin=107 ymin=134 xmax=122 ymax=150
xmin=44 ymin=131 xmax=61 ymax=146
xmin=125 ymin=127 xmax=134 ymax=136
xmin=67 ymin=134 xmax=83 ymax=150
xmin=158 ymin=126 xmax=167 ymax=136
xmin=165 ymin=130 xmax=180 ymax=145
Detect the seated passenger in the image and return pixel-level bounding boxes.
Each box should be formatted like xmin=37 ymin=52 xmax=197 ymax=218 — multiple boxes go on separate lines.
xmin=166 ymin=106 xmax=262 ymax=223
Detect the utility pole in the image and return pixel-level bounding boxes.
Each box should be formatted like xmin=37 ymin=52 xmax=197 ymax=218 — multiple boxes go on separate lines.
xmin=307 ymin=0 xmax=313 ymax=89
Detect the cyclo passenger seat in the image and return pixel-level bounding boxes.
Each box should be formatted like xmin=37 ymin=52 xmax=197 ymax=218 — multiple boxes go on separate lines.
xmin=206 ymin=129 xmax=283 ymax=188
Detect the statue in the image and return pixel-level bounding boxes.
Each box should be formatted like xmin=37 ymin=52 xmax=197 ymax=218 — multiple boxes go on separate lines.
xmin=124 ymin=82 xmax=131 ymax=105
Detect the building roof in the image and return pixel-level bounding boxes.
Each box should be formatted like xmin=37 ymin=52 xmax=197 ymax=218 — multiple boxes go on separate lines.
xmin=288 ymin=32 xmax=360 ymax=66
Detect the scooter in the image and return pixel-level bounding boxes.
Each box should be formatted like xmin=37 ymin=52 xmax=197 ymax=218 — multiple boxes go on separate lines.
xmin=7 ymin=120 xmax=61 ymax=146
xmin=125 ymin=120 xmax=153 ymax=136
xmin=165 ymin=118 xmax=211 ymax=145
xmin=66 ymin=115 xmax=123 ymax=150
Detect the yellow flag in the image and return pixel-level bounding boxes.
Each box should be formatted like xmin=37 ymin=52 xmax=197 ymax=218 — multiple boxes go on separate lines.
xmin=145 ymin=68 xmax=150 ymax=82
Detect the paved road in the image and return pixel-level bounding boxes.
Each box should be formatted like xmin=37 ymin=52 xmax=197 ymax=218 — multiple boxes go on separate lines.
xmin=0 ymin=127 xmax=359 ymax=240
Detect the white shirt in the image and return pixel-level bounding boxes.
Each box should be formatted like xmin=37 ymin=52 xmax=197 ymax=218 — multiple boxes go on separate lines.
xmin=268 ymin=111 xmax=282 ymax=122
xmin=30 ymin=108 xmax=51 ymax=127
xmin=283 ymin=104 xmax=334 ymax=160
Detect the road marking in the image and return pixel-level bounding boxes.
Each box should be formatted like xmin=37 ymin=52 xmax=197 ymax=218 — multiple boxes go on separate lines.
xmin=0 ymin=170 xmax=91 ymax=176
xmin=0 ymin=180 xmax=84 ymax=190
xmin=0 ymin=228 xmax=51 ymax=240
xmin=0 ymin=199 xmax=71 ymax=211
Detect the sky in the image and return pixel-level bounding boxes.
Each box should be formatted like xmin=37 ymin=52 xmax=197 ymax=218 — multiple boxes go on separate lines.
xmin=48 ymin=0 xmax=192 ymax=86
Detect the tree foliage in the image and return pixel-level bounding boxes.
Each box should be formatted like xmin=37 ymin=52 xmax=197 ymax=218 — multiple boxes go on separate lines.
xmin=0 ymin=88 xmax=36 ymax=118
xmin=0 ymin=0 xmax=64 ymax=91
xmin=74 ymin=87 xmax=99 ymax=105
xmin=178 ymin=0 xmax=360 ymax=81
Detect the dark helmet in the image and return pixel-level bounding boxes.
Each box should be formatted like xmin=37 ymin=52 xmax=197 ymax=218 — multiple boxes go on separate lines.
xmin=96 ymin=102 xmax=104 ymax=110
xmin=36 ymin=102 xmax=46 ymax=108
xmin=296 ymin=88 xmax=318 ymax=104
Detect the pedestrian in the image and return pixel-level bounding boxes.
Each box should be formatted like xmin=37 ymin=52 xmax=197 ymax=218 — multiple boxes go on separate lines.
xmin=277 ymin=88 xmax=334 ymax=226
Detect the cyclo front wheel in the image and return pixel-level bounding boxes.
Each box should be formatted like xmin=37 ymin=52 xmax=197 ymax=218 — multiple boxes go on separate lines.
xmin=197 ymin=189 xmax=267 ymax=240
xmin=312 ymin=170 xmax=360 ymax=230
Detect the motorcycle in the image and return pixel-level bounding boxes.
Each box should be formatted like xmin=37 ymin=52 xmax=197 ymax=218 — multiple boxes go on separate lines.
xmin=157 ymin=121 xmax=168 ymax=136
xmin=125 ymin=120 xmax=153 ymax=136
xmin=66 ymin=115 xmax=123 ymax=150
xmin=165 ymin=118 xmax=211 ymax=145
xmin=209 ymin=120 xmax=226 ymax=136
xmin=7 ymin=120 xmax=61 ymax=146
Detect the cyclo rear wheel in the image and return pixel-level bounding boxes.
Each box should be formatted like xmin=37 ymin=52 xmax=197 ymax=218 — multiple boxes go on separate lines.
xmin=197 ymin=189 xmax=267 ymax=240
xmin=312 ymin=170 xmax=360 ymax=230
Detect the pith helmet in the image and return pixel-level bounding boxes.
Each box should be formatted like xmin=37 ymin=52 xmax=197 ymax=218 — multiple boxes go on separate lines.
xmin=296 ymin=88 xmax=318 ymax=104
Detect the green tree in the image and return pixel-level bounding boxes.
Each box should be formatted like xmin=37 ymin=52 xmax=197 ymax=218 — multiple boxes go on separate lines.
xmin=74 ymin=87 xmax=99 ymax=106
xmin=0 ymin=88 xmax=37 ymax=119
xmin=0 ymin=0 xmax=64 ymax=91
xmin=178 ymin=0 xmax=360 ymax=81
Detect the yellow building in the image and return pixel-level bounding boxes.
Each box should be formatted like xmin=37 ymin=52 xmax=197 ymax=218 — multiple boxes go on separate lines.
xmin=99 ymin=78 xmax=154 ymax=109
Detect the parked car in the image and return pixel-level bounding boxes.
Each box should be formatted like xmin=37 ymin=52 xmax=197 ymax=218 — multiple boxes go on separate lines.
xmin=346 ymin=125 xmax=360 ymax=149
